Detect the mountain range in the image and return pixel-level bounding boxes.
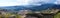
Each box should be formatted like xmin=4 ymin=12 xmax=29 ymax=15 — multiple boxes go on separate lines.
xmin=0 ymin=4 xmax=60 ymax=11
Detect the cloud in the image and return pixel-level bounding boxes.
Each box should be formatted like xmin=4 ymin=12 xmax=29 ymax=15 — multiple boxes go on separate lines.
xmin=0 ymin=0 xmax=29 ymax=6
xmin=0 ymin=0 xmax=57 ymax=7
xmin=56 ymin=0 xmax=60 ymax=4
xmin=53 ymin=0 xmax=60 ymax=4
xmin=29 ymin=0 xmax=56 ymax=4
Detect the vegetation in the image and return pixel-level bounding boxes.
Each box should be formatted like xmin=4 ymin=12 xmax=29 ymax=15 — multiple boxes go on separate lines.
xmin=0 ymin=12 xmax=21 ymax=18
xmin=54 ymin=12 xmax=60 ymax=18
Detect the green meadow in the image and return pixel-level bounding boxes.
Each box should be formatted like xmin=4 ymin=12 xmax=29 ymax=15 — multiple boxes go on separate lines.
xmin=54 ymin=12 xmax=60 ymax=18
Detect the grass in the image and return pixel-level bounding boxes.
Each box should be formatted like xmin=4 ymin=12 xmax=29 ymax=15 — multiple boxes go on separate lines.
xmin=0 ymin=13 xmax=21 ymax=18
xmin=54 ymin=12 xmax=60 ymax=18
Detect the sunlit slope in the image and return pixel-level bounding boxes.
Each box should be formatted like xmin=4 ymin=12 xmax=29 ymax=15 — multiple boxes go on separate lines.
xmin=54 ymin=12 xmax=60 ymax=18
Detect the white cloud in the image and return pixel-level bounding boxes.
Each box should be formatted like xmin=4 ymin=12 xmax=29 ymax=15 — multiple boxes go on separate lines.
xmin=54 ymin=1 xmax=57 ymax=4
xmin=0 ymin=0 xmax=57 ymax=7
xmin=0 ymin=0 xmax=29 ymax=6
xmin=29 ymin=0 xmax=55 ymax=4
xmin=53 ymin=0 xmax=60 ymax=4
xmin=56 ymin=0 xmax=60 ymax=4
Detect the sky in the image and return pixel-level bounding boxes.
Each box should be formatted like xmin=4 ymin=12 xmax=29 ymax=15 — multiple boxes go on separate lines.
xmin=0 ymin=0 xmax=29 ymax=6
xmin=0 ymin=0 xmax=58 ymax=7
xmin=56 ymin=0 xmax=60 ymax=4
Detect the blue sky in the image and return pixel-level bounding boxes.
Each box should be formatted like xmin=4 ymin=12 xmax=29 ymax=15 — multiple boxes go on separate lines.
xmin=0 ymin=0 xmax=57 ymax=7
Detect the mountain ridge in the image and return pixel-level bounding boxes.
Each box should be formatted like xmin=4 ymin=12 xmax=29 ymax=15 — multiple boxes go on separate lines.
xmin=0 ymin=4 xmax=59 ymax=11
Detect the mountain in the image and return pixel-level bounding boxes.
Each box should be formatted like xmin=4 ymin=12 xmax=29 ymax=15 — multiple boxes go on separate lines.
xmin=52 ymin=5 xmax=60 ymax=9
xmin=28 ymin=4 xmax=57 ymax=11
xmin=1 ymin=6 xmax=27 ymax=11
xmin=0 ymin=4 xmax=59 ymax=11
